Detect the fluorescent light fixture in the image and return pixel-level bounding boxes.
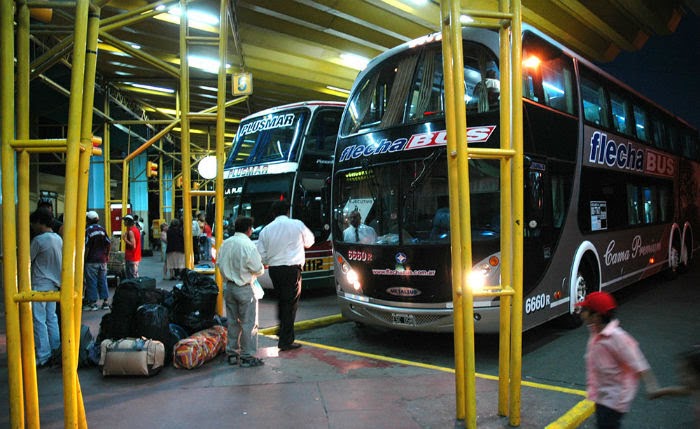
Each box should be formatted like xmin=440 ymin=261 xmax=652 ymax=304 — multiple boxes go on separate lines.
xmin=163 ymin=6 xmax=218 ymax=25
xmin=128 ymin=83 xmax=175 ymax=94
xmin=188 ymin=55 xmax=230 ymax=74
xmin=326 ymin=85 xmax=350 ymax=95
xmin=154 ymin=5 xmax=219 ymax=32
xmin=340 ymin=53 xmax=369 ymax=70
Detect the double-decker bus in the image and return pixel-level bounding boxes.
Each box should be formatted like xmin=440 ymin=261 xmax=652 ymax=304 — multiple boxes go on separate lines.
xmin=223 ymin=101 xmax=344 ymax=289
xmin=331 ymin=26 xmax=700 ymax=332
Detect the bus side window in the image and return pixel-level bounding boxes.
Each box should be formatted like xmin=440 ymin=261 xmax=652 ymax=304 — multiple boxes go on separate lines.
xmin=609 ymin=90 xmax=630 ymax=136
xmin=633 ymin=104 xmax=649 ymax=143
xmin=580 ymin=71 xmax=609 ymax=128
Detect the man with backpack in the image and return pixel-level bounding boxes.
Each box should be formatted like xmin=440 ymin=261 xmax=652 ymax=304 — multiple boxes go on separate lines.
xmin=84 ymin=211 xmax=112 ymax=311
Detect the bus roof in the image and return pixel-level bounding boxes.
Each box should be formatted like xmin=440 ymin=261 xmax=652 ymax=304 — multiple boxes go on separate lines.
xmin=240 ymin=101 xmax=346 ymax=122
xmin=351 ymin=24 xmax=697 ymax=133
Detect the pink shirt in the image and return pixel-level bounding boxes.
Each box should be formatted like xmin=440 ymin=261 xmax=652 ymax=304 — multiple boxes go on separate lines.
xmin=585 ymin=319 xmax=650 ymax=413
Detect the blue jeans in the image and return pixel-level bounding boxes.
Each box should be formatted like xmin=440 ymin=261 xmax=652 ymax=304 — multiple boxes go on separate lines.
xmin=84 ymin=262 xmax=109 ymax=303
xmin=32 ymin=301 xmax=60 ymax=365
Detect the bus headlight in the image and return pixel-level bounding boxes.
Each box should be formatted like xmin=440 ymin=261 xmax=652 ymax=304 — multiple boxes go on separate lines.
xmin=336 ymin=252 xmax=362 ymax=291
xmin=467 ymin=268 xmax=487 ymax=292
xmin=346 ymin=269 xmax=361 ymax=290
xmin=467 ymin=253 xmax=501 ymax=292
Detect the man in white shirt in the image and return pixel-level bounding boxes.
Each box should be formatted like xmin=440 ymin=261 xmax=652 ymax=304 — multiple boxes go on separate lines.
xmin=257 ymin=200 xmax=314 ymax=351
xmin=217 ymin=216 xmax=265 ymax=367
xmin=343 ymin=210 xmax=377 ymax=244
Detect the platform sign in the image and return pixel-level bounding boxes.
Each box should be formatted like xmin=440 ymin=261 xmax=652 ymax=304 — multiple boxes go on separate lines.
xmin=233 ymin=72 xmax=253 ymax=96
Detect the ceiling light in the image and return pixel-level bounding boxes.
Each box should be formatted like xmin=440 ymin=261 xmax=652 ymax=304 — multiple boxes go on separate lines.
xmin=128 ymin=83 xmax=175 ymax=94
xmin=188 ymin=55 xmax=230 ymax=74
xmin=167 ymin=6 xmax=219 ymax=25
xmin=340 ymin=53 xmax=369 ymax=70
xmin=153 ymin=6 xmax=219 ymax=33
xmin=460 ymin=15 xmax=474 ymax=24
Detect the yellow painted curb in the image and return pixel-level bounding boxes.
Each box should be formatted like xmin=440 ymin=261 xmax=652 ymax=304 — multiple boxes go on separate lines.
xmin=259 ymin=313 xmax=344 ymax=336
xmin=545 ymin=399 xmax=595 ymax=429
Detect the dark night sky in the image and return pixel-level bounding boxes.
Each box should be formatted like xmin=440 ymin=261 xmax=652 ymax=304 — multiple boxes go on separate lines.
xmin=597 ymin=12 xmax=700 ymax=130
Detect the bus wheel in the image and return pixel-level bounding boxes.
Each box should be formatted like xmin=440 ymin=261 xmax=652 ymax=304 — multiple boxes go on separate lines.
xmin=559 ymin=261 xmax=595 ymax=329
xmin=665 ymin=242 xmax=680 ymax=280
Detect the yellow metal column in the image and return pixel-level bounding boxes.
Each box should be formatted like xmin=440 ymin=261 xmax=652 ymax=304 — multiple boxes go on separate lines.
xmin=16 ymin=1 xmax=41 ymax=425
xmin=439 ymin=0 xmax=466 ymax=419
xmin=179 ymin=0 xmax=195 ymax=269
xmin=57 ymin=0 xmax=91 ymax=424
xmin=104 ymin=96 xmax=112 ymax=236
xmin=509 ymin=1 xmax=525 ymax=425
xmin=441 ymin=0 xmax=523 ymax=427
xmin=3 ymin=0 xmax=28 ymax=426
xmin=213 ymin=0 xmax=228 ymax=314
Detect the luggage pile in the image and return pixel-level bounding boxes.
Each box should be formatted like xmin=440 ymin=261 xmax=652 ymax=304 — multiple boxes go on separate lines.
xmin=96 ymin=271 xmax=227 ymax=377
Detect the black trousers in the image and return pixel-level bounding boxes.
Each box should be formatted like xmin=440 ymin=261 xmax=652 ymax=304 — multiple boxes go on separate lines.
xmin=595 ymin=403 xmax=623 ymax=429
xmin=268 ymin=265 xmax=302 ymax=347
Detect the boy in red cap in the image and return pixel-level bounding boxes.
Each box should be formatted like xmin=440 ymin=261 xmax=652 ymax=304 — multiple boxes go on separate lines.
xmin=577 ymin=291 xmax=660 ymax=428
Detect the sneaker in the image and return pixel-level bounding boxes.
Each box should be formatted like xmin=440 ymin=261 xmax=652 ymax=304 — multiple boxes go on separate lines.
xmin=100 ymin=301 xmax=111 ymax=310
xmin=82 ymin=303 xmax=98 ymax=311
xmin=239 ymin=357 xmax=264 ymax=368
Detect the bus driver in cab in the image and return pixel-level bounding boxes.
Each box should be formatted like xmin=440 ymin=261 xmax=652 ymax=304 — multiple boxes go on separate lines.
xmin=343 ymin=210 xmax=377 ymax=244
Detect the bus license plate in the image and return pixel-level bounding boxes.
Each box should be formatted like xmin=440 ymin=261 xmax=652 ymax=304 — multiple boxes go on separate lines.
xmin=392 ymin=313 xmax=416 ymax=326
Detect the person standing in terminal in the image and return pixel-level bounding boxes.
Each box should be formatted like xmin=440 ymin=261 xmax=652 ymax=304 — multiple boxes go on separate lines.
xmin=576 ymin=291 xmax=660 ymax=429
xmin=83 ymin=211 xmax=111 ymax=311
xmin=165 ymin=218 xmax=185 ymax=280
xmin=217 ymin=216 xmax=265 ymax=367
xmin=123 ymin=214 xmax=141 ymax=278
xmin=257 ymin=200 xmax=314 ymax=351
xmin=30 ymin=207 xmax=62 ymax=368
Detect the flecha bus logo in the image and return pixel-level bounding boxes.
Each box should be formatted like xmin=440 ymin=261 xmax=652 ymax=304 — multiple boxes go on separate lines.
xmin=405 ymin=126 xmax=497 ymax=150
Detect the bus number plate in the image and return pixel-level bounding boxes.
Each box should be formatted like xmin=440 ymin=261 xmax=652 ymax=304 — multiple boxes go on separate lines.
xmin=391 ymin=313 xmax=416 ymax=326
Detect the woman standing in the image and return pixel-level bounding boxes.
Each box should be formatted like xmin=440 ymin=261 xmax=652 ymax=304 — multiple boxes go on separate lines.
xmin=165 ymin=218 xmax=185 ymax=280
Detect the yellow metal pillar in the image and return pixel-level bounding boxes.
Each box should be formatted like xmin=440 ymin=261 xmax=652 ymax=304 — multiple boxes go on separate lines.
xmin=16 ymin=1 xmax=41 ymax=426
xmin=509 ymin=1 xmax=525 ymax=425
xmin=441 ymin=0 xmax=523 ymax=427
xmin=104 ymin=96 xmax=112 ymax=236
xmin=213 ymin=0 xmax=228 ymax=314
xmin=58 ymin=0 xmax=92 ymax=425
xmin=439 ymin=0 xmax=466 ymax=420
xmin=179 ymin=0 xmax=195 ymax=269
xmin=4 ymin=1 xmax=30 ymax=426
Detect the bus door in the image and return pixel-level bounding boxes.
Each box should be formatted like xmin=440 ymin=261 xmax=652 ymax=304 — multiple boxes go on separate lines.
xmin=523 ymin=157 xmax=551 ymax=292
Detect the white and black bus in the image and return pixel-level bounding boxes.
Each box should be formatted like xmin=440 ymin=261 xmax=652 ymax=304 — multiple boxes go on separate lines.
xmin=331 ymin=26 xmax=700 ymax=332
xmin=223 ymin=101 xmax=344 ymax=289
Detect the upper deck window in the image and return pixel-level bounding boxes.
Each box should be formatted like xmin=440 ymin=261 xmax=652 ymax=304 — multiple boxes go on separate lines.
xmin=226 ymin=109 xmax=308 ymax=168
xmin=522 ymin=32 xmax=576 ymax=115
xmin=340 ymin=41 xmax=498 ymax=136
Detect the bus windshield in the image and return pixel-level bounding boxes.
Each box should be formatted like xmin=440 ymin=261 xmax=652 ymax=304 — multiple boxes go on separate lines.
xmin=340 ymin=39 xmax=499 ymax=136
xmin=226 ymin=108 xmax=308 ymax=168
xmin=334 ymin=156 xmax=500 ymax=245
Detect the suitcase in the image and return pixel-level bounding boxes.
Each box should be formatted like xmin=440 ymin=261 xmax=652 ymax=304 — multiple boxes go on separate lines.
xmin=99 ymin=338 xmax=165 ymax=376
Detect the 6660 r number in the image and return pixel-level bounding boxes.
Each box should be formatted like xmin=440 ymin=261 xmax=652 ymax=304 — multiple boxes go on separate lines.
xmin=525 ymin=293 xmax=551 ymax=314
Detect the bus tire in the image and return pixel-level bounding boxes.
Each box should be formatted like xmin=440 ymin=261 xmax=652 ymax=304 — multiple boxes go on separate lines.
xmin=680 ymin=229 xmax=693 ymax=274
xmin=560 ymin=256 xmax=597 ymax=329
xmin=665 ymin=235 xmax=681 ymax=280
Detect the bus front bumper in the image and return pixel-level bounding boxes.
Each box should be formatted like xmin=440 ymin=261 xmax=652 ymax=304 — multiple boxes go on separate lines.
xmin=337 ymin=294 xmax=502 ymax=333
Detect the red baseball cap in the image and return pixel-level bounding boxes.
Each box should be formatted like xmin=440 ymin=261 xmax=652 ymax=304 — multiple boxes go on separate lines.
xmin=575 ymin=291 xmax=616 ymax=315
